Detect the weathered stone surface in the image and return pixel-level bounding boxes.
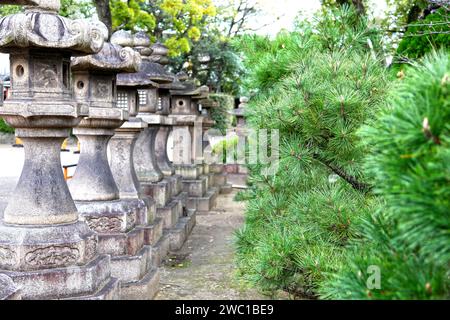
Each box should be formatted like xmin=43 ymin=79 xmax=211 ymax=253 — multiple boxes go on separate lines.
xmin=0 ymin=221 xmax=96 ymax=271
xmin=72 ymin=43 xmax=141 ymax=74
xmin=120 ymin=267 xmax=160 ymax=300
xmin=0 ymin=274 xmax=20 ymax=300
xmin=66 ymin=277 xmax=121 ymax=300
xmin=2 ymin=255 xmax=113 ymax=300
xmin=3 ymin=135 xmax=79 ymax=225
xmin=69 ymin=127 xmax=121 ymax=201
xmin=155 ymin=126 xmax=176 ymax=176
xmin=134 ymin=127 xmax=163 ymax=183
xmin=182 ymin=177 xmax=208 ymax=197
xmin=109 ymin=120 xmax=147 ymax=199
xmin=0 ymin=10 xmax=104 ymax=55
xmin=110 ymin=245 xmax=152 ymax=283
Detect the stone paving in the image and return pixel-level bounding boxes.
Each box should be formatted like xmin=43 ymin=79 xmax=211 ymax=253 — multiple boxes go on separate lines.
xmin=156 ymin=190 xmax=269 ymax=300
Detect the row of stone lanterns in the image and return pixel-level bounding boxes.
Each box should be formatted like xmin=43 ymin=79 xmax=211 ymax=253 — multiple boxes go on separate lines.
xmin=0 ymin=0 xmax=223 ymax=300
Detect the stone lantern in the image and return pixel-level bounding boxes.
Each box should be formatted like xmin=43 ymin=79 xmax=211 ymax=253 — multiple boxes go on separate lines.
xmin=226 ymin=96 xmax=249 ymax=186
xmin=170 ymin=78 xmax=218 ymax=212
xmin=109 ymin=30 xmax=170 ymax=274
xmin=234 ymin=96 xmax=248 ymax=132
xmin=0 ymin=1 xmax=121 ymax=299
xmin=68 ymin=40 xmax=159 ymax=300
xmin=197 ymin=97 xmax=231 ymax=194
xmin=129 ymin=41 xmax=195 ymax=252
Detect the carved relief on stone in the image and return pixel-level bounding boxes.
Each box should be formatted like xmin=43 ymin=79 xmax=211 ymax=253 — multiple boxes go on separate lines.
xmin=85 ymin=216 xmax=123 ymax=233
xmin=0 ymin=246 xmax=16 ymax=267
xmin=25 ymin=246 xmax=79 ymax=268
xmin=34 ymin=61 xmax=58 ymax=88
xmin=94 ymin=80 xmax=110 ymax=99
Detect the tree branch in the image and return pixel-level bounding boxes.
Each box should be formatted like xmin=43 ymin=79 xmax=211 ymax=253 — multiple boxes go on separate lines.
xmin=312 ymin=153 xmax=372 ymax=193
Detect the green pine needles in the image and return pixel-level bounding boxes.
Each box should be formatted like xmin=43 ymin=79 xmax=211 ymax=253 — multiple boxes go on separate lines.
xmin=235 ymin=6 xmax=389 ymax=298
xmin=320 ymin=51 xmax=450 ymax=300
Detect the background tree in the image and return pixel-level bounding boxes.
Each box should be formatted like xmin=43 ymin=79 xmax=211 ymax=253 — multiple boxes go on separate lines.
xmin=108 ymin=0 xmax=216 ymax=57
xmin=216 ymin=0 xmax=264 ymax=38
xmin=93 ymin=0 xmax=113 ymax=37
xmin=167 ymin=0 xmax=268 ymax=94
xmin=396 ymin=6 xmax=449 ymax=62
xmin=321 ymin=0 xmax=367 ymax=16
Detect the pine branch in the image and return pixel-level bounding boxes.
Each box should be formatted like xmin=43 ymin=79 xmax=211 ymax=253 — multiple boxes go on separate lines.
xmin=312 ymin=153 xmax=372 ymax=193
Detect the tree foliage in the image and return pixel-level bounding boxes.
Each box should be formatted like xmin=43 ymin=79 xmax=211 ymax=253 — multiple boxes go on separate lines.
xmin=234 ymin=6 xmax=389 ymax=298
xmin=320 ymin=51 xmax=450 ymax=300
xmin=110 ymin=0 xmax=216 ymax=57
xmin=396 ymin=7 xmax=449 ymax=62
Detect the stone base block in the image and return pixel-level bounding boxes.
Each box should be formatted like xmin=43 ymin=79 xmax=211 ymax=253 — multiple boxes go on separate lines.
xmin=120 ymin=267 xmax=160 ymax=300
xmin=169 ymin=209 xmax=197 ymax=251
xmin=182 ymin=176 xmax=207 ymax=197
xmin=214 ymin=173 xmax=227 ymax=187
xmin=207 ymin=173 xmax=215 ymax=189
xmin=227 ymin=173 xmax=248 ymax=188
xmin=66 ymin=277 xmax=121 ymax=300
xmin=210 ymin=164 xmax=224 ymax=174
xmin=138 ymin=197 xmax=156 ymax=226
xmin=151 ymin=233 xmax=171 ymax=268
xmin=156 ymin=200 xmax=183 ymax=230
xmin=97 ymin=227 xmax=145 ymax=257
xmin=0 ymin=221 xmax=97 ymax=272
xmin=137 ymin=217 xmax=164 ymax=246
xmin=0 ymin=274 xmax=20 ymax=300
xmin=220 ymin=184 xmax=233 ymax=194
xmin=76 ymin=199 xmax=140 ymax=234
xmin=142 ymin=180 xmax=171 ymax=208
xmin=174 ymin=164 xmax=201 ymax=180
xmin=186 ymin=209 xmax=197 ymax=235
xmin=186 ymin=188 xmax=218 ymax=212
xmin=166 ymin=175 xmax=183 ymax=197
xmin=173 ymin=191 xmax=188 ymax=209
xmin=110 ymin=245 xmax=152 ymax=283
xmin=2 ymin=255 xmax=115 ymax=300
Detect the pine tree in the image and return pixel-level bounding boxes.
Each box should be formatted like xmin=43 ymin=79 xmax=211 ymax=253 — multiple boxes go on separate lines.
xmin=319 ymin=51 xmax=450 ymax=300
xmin=235 ymin=6 xmax=389 ymax=298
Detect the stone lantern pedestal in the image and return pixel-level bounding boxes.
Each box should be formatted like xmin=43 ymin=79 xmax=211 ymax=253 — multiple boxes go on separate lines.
xmin=0 ymin=2 xmax=120 ymax=299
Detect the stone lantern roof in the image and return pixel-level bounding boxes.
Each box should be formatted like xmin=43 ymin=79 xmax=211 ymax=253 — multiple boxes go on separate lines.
xmin=71 ymin=43 xmax=141 ymax=74
xmin=0 ymin=0 xmax=105 ymax=55
xmin=111 ymin=31 xmax=174 ymax=87
xmin=170 ymin=78 xmax=209 ymax=99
